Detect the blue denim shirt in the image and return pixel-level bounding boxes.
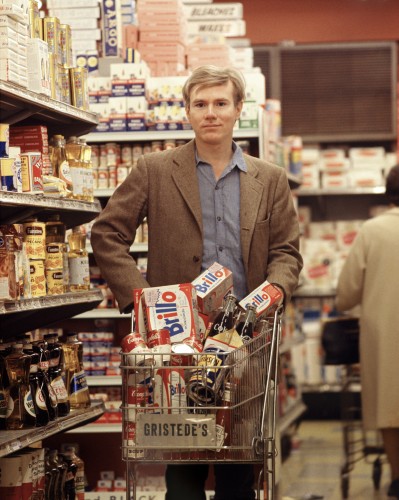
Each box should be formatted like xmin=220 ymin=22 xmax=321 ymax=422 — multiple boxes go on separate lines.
xmin=196 ymin=142 xmax=248 ymax=300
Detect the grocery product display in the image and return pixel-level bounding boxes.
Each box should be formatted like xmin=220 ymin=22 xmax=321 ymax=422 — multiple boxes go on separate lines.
xmin=0 ymin=0 xmax=397 ymax=496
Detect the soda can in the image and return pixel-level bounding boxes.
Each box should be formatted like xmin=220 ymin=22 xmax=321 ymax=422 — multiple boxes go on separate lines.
xmin=170 ymin=342 xmax=195 ymax=367
xmin=121 ymin=332 xmax=154 ymax=367
xmin=147 ymin=328 xmax=171 ymax=365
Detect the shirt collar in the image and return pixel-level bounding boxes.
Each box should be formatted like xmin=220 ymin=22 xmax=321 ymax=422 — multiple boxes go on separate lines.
xmin=195 ymin=141 xmax=248 ymax=173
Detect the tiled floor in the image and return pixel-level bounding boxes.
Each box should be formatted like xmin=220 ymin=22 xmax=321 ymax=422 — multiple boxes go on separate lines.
xmin=279 ymin=420 xmax=391 ymax=500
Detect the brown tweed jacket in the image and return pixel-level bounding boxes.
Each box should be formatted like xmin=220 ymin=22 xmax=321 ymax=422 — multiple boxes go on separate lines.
xmin=91 ymin=139 xmax=303 ymax=313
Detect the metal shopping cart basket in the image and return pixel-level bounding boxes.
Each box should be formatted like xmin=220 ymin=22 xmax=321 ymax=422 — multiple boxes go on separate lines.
xmin=120 ymin=306 xmax=283 ymax=500
xmin=321 ymin=316 xmax=385 ymax=499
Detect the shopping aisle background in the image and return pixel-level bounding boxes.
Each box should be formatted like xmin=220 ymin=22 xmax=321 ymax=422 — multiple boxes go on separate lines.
xmin=279 ymin=420 xmax=390 ymax=500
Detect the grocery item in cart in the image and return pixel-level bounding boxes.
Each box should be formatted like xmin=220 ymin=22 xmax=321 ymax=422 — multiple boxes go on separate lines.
xmin=153 ymin=367 xmax=187 ymax=414
xmin=192 ymin=261 xmax=233 ymax=314
xmin=188 ymin=294 xmax=243 ymax=405
xmin=134 ymin=283 xmax=201 ymax=344
xmin=239 ymin=280 xmax=282 ymax=318
xmin=121 ymin=331 xmax=154 ymax=367
xmin=147 ymin=328 xmax=171 ymax=365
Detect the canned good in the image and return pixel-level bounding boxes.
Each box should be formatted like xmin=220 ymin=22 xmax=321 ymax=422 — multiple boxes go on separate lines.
xmin=42 ymin=17 xmax=60 ymax=63
xmin=29 ymin=259 xmax=46 ymax=297
xmin=97 ymin=167 xmax=109 ymax=189
xmin=163 ymin=140 xmax=176 ymax=150
xmin=45 ymin=242 xmax=65 ymax=269
xmin=147 ymin=329 xmax=171 ymax=365
xmin=121 ymin=145 xmax=132 ymax=164
xmin=116 ymin=165 xmax=129 ymax=185
xmin=45 ymin=267 xmax=64 ymax=295
xmin=151 ymin=141 xmax=163 ymax=153
xmin=59 ymin=65 xmax=71 ymax=104
xmin=121 ymin=332 xmax=154 ymax=367
xmin=70 ymin=66 xmax=88 ymax=110
xmin=59 ymin=23 xmax=72 ymax=67
xmin=23 ymin=221 xmax=46 ymax=260
xmin=108 ymin=166 xmax=117 ymax=188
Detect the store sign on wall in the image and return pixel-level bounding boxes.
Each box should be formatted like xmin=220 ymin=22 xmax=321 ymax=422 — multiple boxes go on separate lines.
xmin=136 ymin=414 xmax=216 ymax=447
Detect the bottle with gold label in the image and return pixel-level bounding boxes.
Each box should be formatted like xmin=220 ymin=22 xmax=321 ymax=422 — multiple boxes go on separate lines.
xmin=49 ymin=134 xmax=72 ymax=192
xmin=62 ymin=332 xmax=90 ymax=409
xmin=67 ymin=226 xmax=90 ymax=292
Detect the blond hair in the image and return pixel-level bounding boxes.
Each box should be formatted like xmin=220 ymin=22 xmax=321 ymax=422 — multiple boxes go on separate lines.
xmin=182 ymin=65 xmax=246 ymax=108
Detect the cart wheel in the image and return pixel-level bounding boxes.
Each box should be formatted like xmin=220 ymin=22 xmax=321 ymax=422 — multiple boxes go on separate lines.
xmin=341 ymin=466 xmax=350 ymax=499
xmin=372 ymin=457 xmax=382 ymax=490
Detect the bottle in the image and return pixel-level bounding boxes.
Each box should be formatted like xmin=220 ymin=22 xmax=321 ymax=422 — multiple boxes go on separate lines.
xmin=5 ymin=343 xmax=33 ymax=429
xmin=62 ymin=332 xmax=91 ymax=410
xmin=67 ymin=227 xmax=90 ymax=292
xmin=66 ymin=136 xmax=94 ymax=202
xmin=45 ymin=333 xmax=70 ymax=417
xmin=205 ymin=293 xmax=237 ymax=339
xmin=65 ymin=446 xmax=85 ymax=500
xmin=235 ymin=304 xmax=257 ymax=343
xmin=26 ymin=346 xmax=50 ymax=427
xmin=33 ymin=339 xmax=59 ymax=421
xmin=45 ymin=448 xmax=60 ymax=500
xmin=188 ymin=294 xmax=242 ymax=406
xmin=215 ymin=381 xmax=232 ymax=454
xmin=45 ymin=214 xmax=66 ymax=244
xmin=0 ymin=344 xmax=10 ymax=430
xmin=62 ymin=451 xmax=78 ymax=500
xmin=49 ymin=134 xmax=73 ymax=191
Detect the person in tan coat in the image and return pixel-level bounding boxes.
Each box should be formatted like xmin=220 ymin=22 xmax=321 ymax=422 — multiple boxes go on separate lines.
xmin=91 ymin=65 xmax=302 ymax=500
xmin=336 ymin=164 xmax=399 ymax=499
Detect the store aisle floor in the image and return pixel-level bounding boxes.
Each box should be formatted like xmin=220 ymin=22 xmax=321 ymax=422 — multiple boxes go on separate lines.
xmin=279 ymin=420 xmax=390 ymax=500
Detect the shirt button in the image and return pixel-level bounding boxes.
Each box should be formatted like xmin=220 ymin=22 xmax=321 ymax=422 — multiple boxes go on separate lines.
xmin=217 ymin=216 xmax=221 ymax=221
xmin=218 ymin=246 xmax=223 ymax=252
xmin=193 ymin=256 xmax=200 ymax=263
xmin=215 ymin=186 xmax=219 ymax=190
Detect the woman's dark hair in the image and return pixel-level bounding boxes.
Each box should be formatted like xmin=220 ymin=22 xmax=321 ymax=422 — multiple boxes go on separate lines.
xmin=386 ymin=164 xmax=399 ymax=206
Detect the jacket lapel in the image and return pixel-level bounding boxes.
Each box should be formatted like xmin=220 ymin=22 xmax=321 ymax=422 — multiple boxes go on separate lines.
xmin=171 ymin=140 xmax=203 ymax=233
xmin=240 ymin=157 xmax=263 ymax=269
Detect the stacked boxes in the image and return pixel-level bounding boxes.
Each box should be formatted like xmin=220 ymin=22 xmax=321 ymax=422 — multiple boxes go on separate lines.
xmin=136 ymin=0 xmax=188 ymax=77
xmin=0 ymin=8 xmax=29 ymax=87
xmin=47 ymin=0 xmax=101 ymax=63
xmin=300 ymin=146 xmax=395 ymax=190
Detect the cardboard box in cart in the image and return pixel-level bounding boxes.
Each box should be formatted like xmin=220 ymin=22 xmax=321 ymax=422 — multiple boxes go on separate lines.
xmin=133 ymin=283 xmax=200 ymax=343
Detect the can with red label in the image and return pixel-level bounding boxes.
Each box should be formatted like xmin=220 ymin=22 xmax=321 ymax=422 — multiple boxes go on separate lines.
xmin=170 ymin=342 xmax=195 ymax=367
xmin=147 ymin=328 xmax=171 ymax=365
xmin=121 ymin=332 xmax=153 ymax=367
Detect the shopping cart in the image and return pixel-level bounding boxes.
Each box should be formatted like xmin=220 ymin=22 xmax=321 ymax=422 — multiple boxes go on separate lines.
xmin=120 ymin=306 xmax=283 ymax=500
xmin=321 ymin=316 xmax=385 ymax=499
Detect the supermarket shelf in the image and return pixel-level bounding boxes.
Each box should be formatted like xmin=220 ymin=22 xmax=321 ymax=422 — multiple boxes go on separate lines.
xmin=67 ymin=423 xmax=122 ymax=433
xmin=84 ymin=127 xmax=261 ymax=143
xmin=87 ymin=376 xmax=122 ymax=386
xmin=0 ymin=191 xmax=101 ymax=228
xmin=279 ymin=399 xmax=307 ymax=434
xmin=302 ymin=382 xmax=361 ymax=393
xmin=296 ymin=186 xmax=386 ymax=196
xmin=0 ymin=402 xmax=105 ymax=457
xmin=0 ymin=80 xmax=98 ymax=137
xmin=0 ymin=289 xmax=103 ymax=340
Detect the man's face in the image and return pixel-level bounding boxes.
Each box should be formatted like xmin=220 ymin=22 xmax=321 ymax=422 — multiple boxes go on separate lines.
xmin=185 ymin=81 xmax=243 ymax=146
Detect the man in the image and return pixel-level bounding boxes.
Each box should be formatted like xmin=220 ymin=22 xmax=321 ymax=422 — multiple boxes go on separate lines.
xmin=336 ymin=164 xmax=399 ymax=500
xmin=91 ymin=65 xmax=303 ymax=500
